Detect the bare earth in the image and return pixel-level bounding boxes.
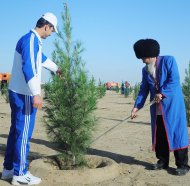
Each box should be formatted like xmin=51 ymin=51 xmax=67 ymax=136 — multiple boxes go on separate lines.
xmin=0 ymin=91 xmax=190 ymax=186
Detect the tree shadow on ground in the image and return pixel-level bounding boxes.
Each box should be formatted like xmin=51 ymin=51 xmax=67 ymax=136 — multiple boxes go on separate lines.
xmin=88 ymin=148 xmax=177 ymax=175
xmin=88 ymin=148 xmax=152 ymax=170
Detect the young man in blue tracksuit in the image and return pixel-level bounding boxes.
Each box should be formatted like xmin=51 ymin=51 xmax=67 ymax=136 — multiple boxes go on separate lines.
xmin=1 ymin=12 xmax=61 ymax=185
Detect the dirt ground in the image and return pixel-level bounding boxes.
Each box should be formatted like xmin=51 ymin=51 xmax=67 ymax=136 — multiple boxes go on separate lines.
xmin=0 ymin=90 xmax=190 ymax=186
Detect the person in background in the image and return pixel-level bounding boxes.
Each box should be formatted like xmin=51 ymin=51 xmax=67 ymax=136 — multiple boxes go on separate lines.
xmin=1 ymin=12 xmax=61 ymax=185
xmin=131 ymin=38 xmax=189 ymax=176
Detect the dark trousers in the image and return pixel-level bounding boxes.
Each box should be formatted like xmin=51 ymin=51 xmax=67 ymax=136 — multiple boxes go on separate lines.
xmin=155 ymin=115 xmax=188 ymax=168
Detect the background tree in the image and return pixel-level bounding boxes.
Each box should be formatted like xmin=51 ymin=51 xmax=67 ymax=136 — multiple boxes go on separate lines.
xmin=133 ymin=83 xmax=140 ymax=101
xmin=182 ymin=62 xmax=190 ymax=126
xmin=1 ymin=84 xmax=9 ymax=103
xmin=96 ymin=79 xmax=106 ymax=98
xmin=44 ymin=3 xmax=98 ymax=169
xmin=124 ymin=86 xmax=133 ymax=98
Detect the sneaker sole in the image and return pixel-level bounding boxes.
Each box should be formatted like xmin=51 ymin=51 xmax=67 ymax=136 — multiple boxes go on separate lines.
xmin=11 ymin=179 xmax=42 ymax=185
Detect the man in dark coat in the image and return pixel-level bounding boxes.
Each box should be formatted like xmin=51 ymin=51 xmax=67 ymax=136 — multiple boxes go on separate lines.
xmin=131 ymin=38 xmax=189 ymax=176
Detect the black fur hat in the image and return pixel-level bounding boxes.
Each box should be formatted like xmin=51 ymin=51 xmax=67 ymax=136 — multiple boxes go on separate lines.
xmin=133 ymin=39 xmax=160 ymax=59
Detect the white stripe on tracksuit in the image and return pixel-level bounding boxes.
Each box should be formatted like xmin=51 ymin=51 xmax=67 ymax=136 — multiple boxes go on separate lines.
xmin=30 ymin=33 xmax=37 ymax=76
xmin=3 ymin=91 xmax=37 ymax=176
xmin=19 ymin=95 xmax=31 ymax=175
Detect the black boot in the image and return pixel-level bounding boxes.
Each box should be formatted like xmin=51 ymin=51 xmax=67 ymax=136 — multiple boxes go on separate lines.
xmin=152 ymin=160 xmax=169 ymax=170
xmin=175 ymin=165 xmax=190 ymax=176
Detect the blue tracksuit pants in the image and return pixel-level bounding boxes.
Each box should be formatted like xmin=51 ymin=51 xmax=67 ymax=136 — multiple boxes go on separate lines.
xmin=3 ymin=90 xmax=37 ymax=176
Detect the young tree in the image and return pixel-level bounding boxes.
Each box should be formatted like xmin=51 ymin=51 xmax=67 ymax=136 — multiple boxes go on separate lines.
xmin=97 ymin=79 xmax=106 ymax=98
xmin=44 ymin=3 xmax=98 ymax=169
xmin=133 ymin=83 xmax=140 ymax=101
xmin=1 ymin=84 xmax=9 ymax=103
xmin=182 ymin=62 xmax=190 ymax=126
xmin=124 ymin=86 xmax=132 ymax=98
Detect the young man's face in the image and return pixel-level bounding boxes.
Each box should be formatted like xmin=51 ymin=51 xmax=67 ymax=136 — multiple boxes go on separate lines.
xmin=41 ymin=25 xmax=55 ymax=39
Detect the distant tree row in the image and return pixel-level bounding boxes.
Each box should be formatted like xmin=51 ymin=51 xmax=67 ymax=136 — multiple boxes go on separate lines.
xmin=182 ymin=62 xmax=190 ymax=126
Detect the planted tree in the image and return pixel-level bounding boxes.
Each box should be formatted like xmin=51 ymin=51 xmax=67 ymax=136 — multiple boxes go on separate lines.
xmin=44 ymin=3 xmax=98 ymax=169
xmin=182 ymin=62 xmax=190 ymax=126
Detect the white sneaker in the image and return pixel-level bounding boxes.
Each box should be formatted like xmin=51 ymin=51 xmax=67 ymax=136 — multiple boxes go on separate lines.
xmin=1 ymin=168 xmax=14 ymax=180
xmin=11 ymin=171 xmax=41 ymax=185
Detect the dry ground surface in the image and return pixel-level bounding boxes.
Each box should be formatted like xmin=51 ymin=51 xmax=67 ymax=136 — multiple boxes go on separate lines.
xmin=0 ymin=90 xmax=190 ymax=186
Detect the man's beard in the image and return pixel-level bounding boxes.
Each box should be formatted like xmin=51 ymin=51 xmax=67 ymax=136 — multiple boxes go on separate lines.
xmin=147 ymin=62 xmax=156 ymax=77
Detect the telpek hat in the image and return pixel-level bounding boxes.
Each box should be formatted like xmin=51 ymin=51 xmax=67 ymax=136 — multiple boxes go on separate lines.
xmin=133 ymin=39 xmax=160 ymax=59
xmin=42 ymin=12 xmax=58 ymax=33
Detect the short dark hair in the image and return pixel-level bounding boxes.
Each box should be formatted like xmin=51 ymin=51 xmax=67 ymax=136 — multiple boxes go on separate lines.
xmin=36 ymin=17 xmax=54 ymax=28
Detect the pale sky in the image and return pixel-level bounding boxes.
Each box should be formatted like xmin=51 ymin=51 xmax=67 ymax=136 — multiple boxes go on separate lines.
xmin=1 ymin=0 xmax=190 ymax=85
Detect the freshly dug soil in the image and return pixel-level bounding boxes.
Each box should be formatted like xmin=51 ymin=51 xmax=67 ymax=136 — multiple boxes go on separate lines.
xmin=29 ymin=155 xmax=120 ymax=185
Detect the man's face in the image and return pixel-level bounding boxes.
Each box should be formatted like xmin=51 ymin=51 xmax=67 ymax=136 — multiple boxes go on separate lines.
xmin=41 ymin=25 xmax=55 ymax=39
xmin=141 ymin=57 xmax=156 ymax=64
xmin=142 ymin=57 xmax=156 ymax=76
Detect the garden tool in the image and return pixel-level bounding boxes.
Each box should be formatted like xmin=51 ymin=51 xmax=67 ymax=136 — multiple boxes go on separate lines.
xmin=92 ymin=100 xmax=156 ymax=143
